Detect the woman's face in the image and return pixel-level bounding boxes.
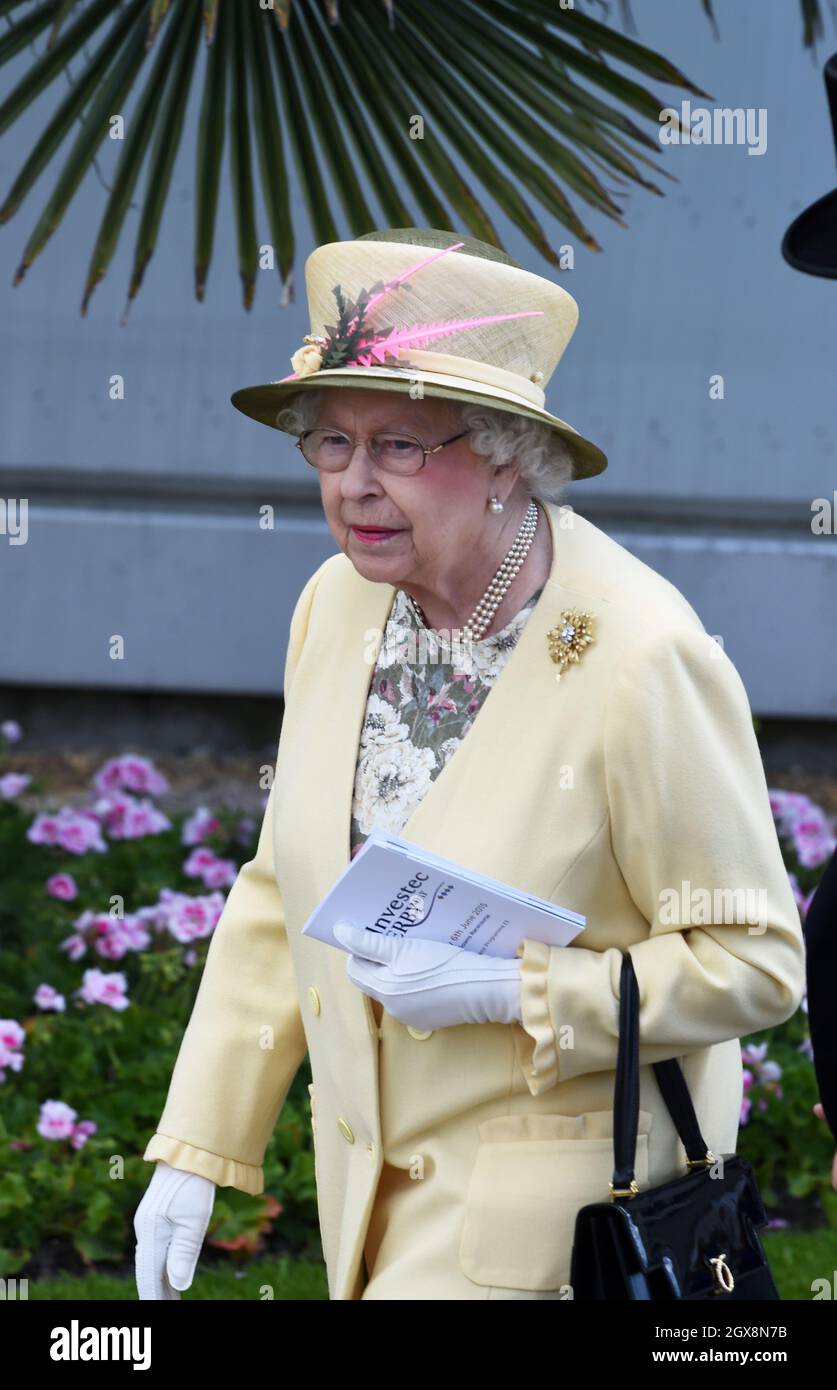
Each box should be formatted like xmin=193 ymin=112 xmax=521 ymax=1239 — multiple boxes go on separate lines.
xmin=313 ymin=388 xmax=515 ymax=592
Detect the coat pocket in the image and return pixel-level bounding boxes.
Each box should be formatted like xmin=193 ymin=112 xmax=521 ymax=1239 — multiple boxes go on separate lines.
xmin=458 ymin=1109 xmax=652 ymax=1292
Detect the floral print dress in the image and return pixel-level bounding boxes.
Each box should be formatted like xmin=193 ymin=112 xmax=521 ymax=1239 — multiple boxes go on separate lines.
xmin=349 ymin=580 xmax=546 ymax=857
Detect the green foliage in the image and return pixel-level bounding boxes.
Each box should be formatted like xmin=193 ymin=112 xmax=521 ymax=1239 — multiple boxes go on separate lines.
xmin=0 ymin=750 xmax=834 ymax=1281
xmin=735 ymin=819 xmax=836 ymax=1224
xmin=0 ymin=791 xmax=320 ymax=1280
xmin=0 ymin=0 xmax=828 ymax=307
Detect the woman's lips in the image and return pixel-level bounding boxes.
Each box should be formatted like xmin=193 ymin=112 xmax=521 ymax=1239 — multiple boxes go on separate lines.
xmin=350 ymin=525 xmax=404 ymax=544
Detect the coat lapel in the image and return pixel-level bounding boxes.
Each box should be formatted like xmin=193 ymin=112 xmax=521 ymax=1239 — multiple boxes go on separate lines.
xmin=311 ymin=498 xmax=586 ymax=886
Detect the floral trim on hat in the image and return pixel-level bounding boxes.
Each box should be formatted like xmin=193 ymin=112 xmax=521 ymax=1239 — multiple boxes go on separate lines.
xmin=286 ymin=240 xmax=545 ymax=380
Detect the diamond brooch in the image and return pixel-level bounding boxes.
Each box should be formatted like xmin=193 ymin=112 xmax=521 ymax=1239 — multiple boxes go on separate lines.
xmin=546 ymin=609 xmax=595 ymax=681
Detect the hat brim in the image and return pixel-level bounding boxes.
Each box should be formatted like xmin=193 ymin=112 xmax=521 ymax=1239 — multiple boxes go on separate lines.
xmin=230 ymin=365 xmax=608 ymax=481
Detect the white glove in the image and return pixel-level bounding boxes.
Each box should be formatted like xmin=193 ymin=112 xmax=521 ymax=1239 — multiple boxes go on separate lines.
xmin=333 ymin=921 xmax=523 ymax=1030
xmin=134 ymin=1160 xmax=215 ymax=1300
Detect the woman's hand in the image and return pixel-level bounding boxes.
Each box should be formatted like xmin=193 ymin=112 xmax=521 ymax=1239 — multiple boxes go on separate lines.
xmin=134 ymin=1161 xmax=216 ymax=1300
xmin=333 ymin=921 xmax=523 ymax=1030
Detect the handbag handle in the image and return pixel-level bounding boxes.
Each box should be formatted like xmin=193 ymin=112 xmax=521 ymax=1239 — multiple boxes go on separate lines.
xmin=610 ymin=952 xmax=716 ymax=1198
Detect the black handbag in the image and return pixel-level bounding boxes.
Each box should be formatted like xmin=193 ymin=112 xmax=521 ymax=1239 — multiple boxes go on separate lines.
xmin=569 ymin=952 xmax=780 ymax=1299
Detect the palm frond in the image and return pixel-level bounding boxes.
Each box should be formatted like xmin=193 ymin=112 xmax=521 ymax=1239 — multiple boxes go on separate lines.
xmin=47 ymin=0 xmax=81 ymax=50
xmin=127 ymin=0 xmax=201 ymax=305
xmin=243 ymin=0 xmax=294 ymax=290
xmin=12 ymin=0 xmax=150 ymax=282
xmin=375 ymin=4 xmax=600 ymax=255
xmin=326 ymin=7 xmax=491 ymax=239
xmin=194 ymin=0 xmax=228 ymax=301
xmin=80 ymin=0 xmax=193 ymax=312
xmin=0 ymin=0 xmax=830 ymax=309
xmin=228 ymin=0 xmax=258 ymax=309
xmin=0 ymin=0 xmax=57 ymax=67
xmin=277 ymin=5 xmax=375 ymax=233
xmin=300 ymin=1 xmax=410 ymax=228
xmin=267 ymin=14 xmax=339 ymax=246
xmin=0 ymin=0 xmax=138 ymax=145
xmin=145 ymin=0 xmax=172 ymax=50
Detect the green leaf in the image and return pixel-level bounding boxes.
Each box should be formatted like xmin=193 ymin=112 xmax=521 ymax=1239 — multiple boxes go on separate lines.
xmin=243 ymin=0 xmax=294 ymax=289
xmin=228 ymin=0 xmax=259 ymax=309
xmin=0 ymin=0 xmax=57 ymax=68
xmin=266 ymin=18 xmax=338 ymax=246
xmin=47 ymin=0 xmax=81 ymax=51
xmin=146 ymin=0 xmax=172 ymax=51
xmin=305 ymin=1 xmax=412 ymax=229
xmin=0 ymin=1171 xmax=31 ymax=1219
xmin=279 ymin=3 xmax=376 ymax=233
xmin=81 ymin=1 xmax=190 ymax=314
xmin=516 ymin=0 xmax=713 ymax=95
xmin=127 ymin=0 xmax=201 ymax=304
xmin=332 ymin=8 xmax=488 ymax=239
xmin=0 ymin=0 xmax=824 ymax=301
xmin=0 ymin=0 xmax=122 ymax=141
xmin=194 ymin=0 xmax=228 ymax=301
xmin=12 ymin=0 xmax=151 ymax=282
xmin=371 ymin=5 xmax=591 ymax=256
xmin=415 ymin=3 xmax=627 ymax=219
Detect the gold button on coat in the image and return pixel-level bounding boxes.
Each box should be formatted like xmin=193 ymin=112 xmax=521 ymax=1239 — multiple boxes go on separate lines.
xmin=406 ymin=1026 xmax=433 ymax=1040
xmin=307 ymin=986 xmax=321 ymax=1015
xmin=337 ymin=1117 xmax=355 ymax=1143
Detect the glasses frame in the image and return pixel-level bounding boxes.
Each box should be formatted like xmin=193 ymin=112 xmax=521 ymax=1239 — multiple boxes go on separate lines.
xmin=295 ymin=426 xmax=470 ymax=475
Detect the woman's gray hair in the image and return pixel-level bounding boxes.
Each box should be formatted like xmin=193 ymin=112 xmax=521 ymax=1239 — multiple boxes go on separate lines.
xmin=275 ymin=389 xmax=575 ymax=505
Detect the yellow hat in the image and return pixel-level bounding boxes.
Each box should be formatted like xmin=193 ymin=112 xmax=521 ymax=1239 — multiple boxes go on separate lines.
xmin=230 ymin=227 xmax=607 ymax=481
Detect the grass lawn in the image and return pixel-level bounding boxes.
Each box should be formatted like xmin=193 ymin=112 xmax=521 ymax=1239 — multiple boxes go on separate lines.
xmin=27 ymin=1254 xmax=329 ymax=1300
xmin=21 ymin=1227 xmax=837 ymax=1300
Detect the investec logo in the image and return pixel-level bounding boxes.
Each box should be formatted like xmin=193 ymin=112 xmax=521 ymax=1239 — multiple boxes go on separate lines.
xmin=49 ymin=1320 xmax=151 ymax=1370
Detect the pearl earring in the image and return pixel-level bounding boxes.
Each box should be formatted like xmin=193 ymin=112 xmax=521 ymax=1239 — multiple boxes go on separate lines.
xmin=489 ymin=496 xmax=504 ymax=514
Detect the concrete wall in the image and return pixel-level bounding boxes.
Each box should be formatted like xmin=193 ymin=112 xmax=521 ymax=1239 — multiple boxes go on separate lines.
xmin=1 ymin=1 xmax=834 ymax=716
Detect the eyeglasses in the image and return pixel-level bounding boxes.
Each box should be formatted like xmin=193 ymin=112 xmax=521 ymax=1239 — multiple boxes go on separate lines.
xmin=295 ymin=426 xmax=470 ymax=475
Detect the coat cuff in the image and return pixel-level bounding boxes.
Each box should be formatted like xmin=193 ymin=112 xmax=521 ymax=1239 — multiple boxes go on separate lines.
xmin=143 ymin=1133 xmax=264 ymax=1196
xmin=512 ymin=937 xmax=560 ymax=1095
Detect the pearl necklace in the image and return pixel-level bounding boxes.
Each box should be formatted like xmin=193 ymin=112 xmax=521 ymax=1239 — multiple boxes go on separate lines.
xmin=406 ymin=498 xmax=540 ymax=643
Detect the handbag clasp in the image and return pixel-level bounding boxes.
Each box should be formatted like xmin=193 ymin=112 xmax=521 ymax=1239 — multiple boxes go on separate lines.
xmin=708 ymin=1252 xmax=735 ymax=1294
xmin=685 ymin=1148 xmax=716 ymax=1171
xmin=608 ymin=1179 xmax=640 ymax=1200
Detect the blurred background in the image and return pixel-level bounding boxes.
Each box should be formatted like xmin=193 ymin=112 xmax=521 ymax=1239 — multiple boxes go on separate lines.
xmin=0 ymin=0 xmax=835 ymax=1299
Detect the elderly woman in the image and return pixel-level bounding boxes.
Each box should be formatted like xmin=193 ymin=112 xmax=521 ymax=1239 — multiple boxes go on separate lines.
xmin=135 ymin=228 xmax=805 ymax=1301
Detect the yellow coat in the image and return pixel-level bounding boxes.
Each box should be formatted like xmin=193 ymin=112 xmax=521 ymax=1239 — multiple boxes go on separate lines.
xmin=143 ymin=501 xmax=806 ymax=1300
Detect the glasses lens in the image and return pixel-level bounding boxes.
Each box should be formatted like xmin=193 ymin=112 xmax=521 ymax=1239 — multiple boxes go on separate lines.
xmin=371 ymin=433 xmax=425 ymax=472
xmin=300 ymin=429 xmax=353 ymax=470
xmin=298 ymin=429 xmax=426 ymax=472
